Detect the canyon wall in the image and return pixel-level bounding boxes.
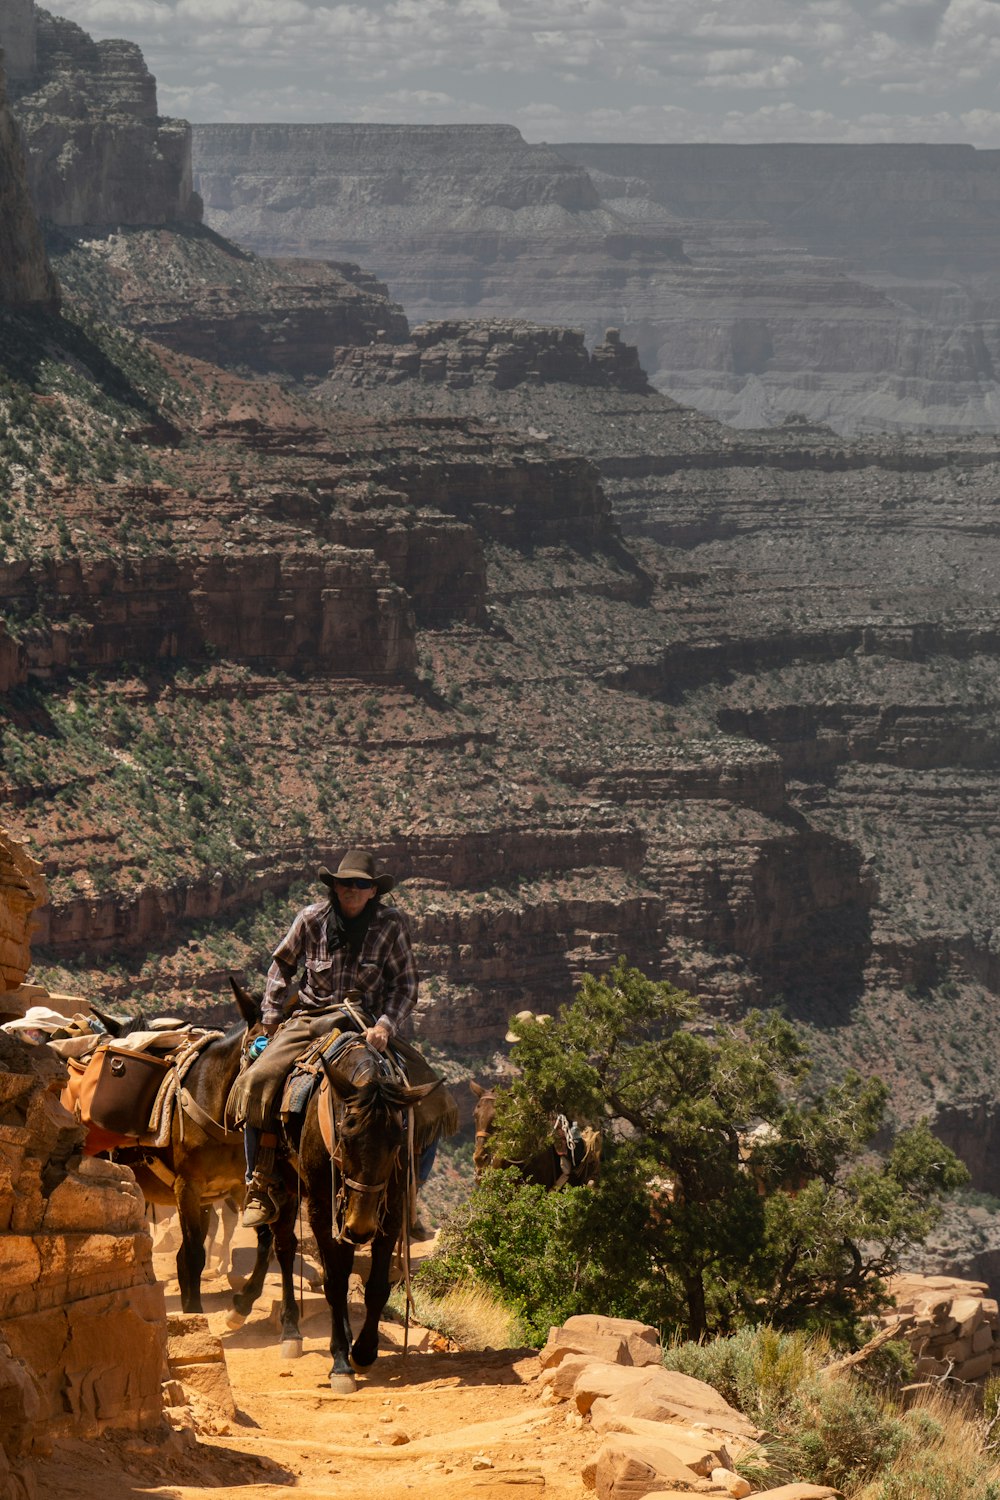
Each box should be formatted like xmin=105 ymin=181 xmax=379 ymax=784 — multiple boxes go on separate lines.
xmin=8 ymin=5 xmax=200 ymax=227
xmin=193 ymin=124 xmax=1000 ymax=434
xmin=0 ymin=0 xmax=35 ymax=84
xmin=0 ymin=833 xmax=45 ymax=994
xmin=0 ymin=1036 xmax=165 ymax=1500
xmin=0 ymin=50 xmax=58 ymax=309
xmin=0 ymin=833 xmax=165 ymax=1499
xmin=560 ymin=143 xmax=1000 ymax=276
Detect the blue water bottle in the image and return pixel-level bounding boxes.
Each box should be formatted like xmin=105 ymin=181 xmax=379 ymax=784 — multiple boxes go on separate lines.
xmin=248 ymin=1034 xmax=269 ymax=1061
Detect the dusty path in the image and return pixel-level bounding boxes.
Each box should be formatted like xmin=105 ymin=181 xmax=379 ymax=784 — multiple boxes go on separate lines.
xmin=38 ymin=1238 xmax=593 ymax=1500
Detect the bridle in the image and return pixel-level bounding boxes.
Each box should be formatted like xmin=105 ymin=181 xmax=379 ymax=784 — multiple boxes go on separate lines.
xmin=321 ymin=1040 xmax=406 ymax=1245
xmin=473 ymin=1090 xmax=496 ymax=1176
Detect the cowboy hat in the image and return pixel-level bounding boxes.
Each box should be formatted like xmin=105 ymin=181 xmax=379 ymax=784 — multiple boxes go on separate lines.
xmin=504 ymin=1009 xmax=536 ymax=1043
xmin=319 ymin=849 xmax=394 ymax=896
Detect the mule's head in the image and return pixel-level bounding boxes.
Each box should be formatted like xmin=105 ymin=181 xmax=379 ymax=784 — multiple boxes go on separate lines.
xmin=326 ymin=1066 xmax=438 ymax=1244
xmin=470 ymin=1080 xmax=497 ymax=1178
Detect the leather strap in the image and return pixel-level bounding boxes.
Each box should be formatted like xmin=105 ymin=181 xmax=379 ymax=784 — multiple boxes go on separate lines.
xmin=179 ymin=1086 xmax=243 ymax=1143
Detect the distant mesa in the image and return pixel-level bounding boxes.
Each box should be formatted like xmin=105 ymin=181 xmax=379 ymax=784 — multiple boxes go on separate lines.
xmin=193 ymin=125 xmax=1000 ymax=435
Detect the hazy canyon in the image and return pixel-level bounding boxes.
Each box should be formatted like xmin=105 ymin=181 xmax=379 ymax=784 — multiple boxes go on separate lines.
xmin=194 ymin=125 xmax=1000 ymax=436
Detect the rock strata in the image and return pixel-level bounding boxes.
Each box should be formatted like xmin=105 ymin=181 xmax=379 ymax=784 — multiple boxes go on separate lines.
xmin=10 ymin=5 xmax=200 ymax=228
xmin=0 ymin=1033 xmax=165 ymax=1496
xmin=51 ymin=225 xmax=409 ymax=380
xmin=329 ymin=319 xmax=649 ymax=394
xmin=0 ymin=832 xmax=45 ymax=994
xmin=0 ymin=51 xmax=58 ymax=308
xmin=884 ymin=1273 xmax=1000 ymax=1384
xmin=194 ymin=122 xmax=1000 ymax=433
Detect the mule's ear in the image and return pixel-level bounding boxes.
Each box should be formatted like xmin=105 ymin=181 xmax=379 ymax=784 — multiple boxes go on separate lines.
xmin=402 ymin=1079 xmax=443 ymax=1107
xmin=89 ymin=1004 xmax=124 ymax=1037
xmin=322 ymin=1063 xmax=359 ymax=1103
xmin=229 ymin=976 xmax=260 ymax=1028
xmin=469 ymin=1080 xmax=486 ymax=1098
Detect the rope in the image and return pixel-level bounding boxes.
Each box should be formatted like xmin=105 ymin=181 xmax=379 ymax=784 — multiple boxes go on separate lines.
xmin=297 ymin=1173 xmax=304 ymax=1320
xmin=400 ymin=1104 xmax=418 ymax=1358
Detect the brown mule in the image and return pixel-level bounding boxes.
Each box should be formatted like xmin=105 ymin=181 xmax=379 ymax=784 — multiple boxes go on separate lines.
xmin=470 ymin=1080 xmax=602 ymax=1188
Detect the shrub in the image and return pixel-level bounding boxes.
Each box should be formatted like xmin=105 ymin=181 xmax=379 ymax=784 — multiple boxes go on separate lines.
xmin=490 ymin=960 xmax=968 ymax=1341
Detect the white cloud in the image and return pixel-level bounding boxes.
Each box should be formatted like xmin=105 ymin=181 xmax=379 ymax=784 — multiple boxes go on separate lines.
xmin=41 ymin=0 xmax=1000 ymax=145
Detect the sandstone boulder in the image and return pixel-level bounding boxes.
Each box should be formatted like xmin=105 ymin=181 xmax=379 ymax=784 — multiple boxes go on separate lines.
xmin=165 ymin=1313 xmax=236 ymax=1420
xmin=589 ymin=1412 xmax=730 ymax=1474
xmin=540 ymin=1314 xmax=662 ymax=1371
xmin=593 ymin=1431 xmax=709 ymax=1499
xmin=563 ymin=1359 xmax=757 ymax=1438
xmin=747 ymin=1487 xmax=843 ymax=1499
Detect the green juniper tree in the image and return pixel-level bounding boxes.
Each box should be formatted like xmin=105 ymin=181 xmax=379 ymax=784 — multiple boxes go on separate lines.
xmin=434 ymin=961 xmax=967 ymax=1344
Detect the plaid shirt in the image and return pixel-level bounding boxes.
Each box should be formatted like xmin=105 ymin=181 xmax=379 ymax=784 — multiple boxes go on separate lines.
xmin=261 ymin=899 xmax=419 ymax=1036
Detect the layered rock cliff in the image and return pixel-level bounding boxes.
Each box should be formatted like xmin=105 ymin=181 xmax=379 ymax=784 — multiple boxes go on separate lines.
xmin=0 ymin=1036 xmax=165 ymax=1475
xmin=49 ymin=223 xmax=408 ymax=379
xmin=0 ymin=832 xmax=45 ymax=993
xmin=0 ymin=51 xmax=57 ymax=308
xmin=8 ymin=5 xmax=200 ymax=227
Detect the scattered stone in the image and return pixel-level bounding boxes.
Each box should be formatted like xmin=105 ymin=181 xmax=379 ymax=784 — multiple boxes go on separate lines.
xmin=883 ymin=1274 xmax=1000 ymax=1383
xmin=164 ymin=1312 xmax=235 ymax=1419
xmin=710 ymin=1467 xmax=752 ymax=1498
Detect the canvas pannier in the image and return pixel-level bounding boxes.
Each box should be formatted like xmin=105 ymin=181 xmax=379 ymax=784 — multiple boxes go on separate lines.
xmin=86 ymin=1043 xmax=172 ymax=1136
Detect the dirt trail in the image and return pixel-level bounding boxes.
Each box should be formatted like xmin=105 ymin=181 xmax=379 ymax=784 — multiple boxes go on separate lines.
xmin=37 ymin=1239 xmax=593 ymax=1500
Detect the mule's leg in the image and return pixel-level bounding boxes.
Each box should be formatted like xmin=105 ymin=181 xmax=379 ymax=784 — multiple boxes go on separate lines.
xmin=308 ymin=1203 xmax=356 ymax=1391
xmin=214 ymin=1194 xmax=240 ymax=1278
xmin=175 ymin=1183 xmax=209 ymax=1314
xmin=226 ymin=1225 xmax=274 ymax=1329
xmin=350 ymin=1227 xmax=396 ymax=1372
xmin=271 ymin=1190 xmax=302 ymax=1358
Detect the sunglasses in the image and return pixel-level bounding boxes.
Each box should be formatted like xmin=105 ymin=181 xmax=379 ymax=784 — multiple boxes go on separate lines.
xmin=334 ymin=877 xmax=376 ymax=890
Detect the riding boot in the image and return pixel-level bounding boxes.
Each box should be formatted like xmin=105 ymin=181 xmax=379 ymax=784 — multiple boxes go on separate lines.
xmin=243 ymin=1131 xmax=281 ymax=1228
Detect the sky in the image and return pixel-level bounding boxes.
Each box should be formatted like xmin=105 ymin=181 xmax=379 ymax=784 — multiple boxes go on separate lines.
xmin=50 ymin=0 xmax=1000 ymax=145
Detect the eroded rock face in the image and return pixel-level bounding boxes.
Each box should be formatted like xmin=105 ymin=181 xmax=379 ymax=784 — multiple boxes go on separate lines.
xmin=0 ymin=547 xmax=417 ymax=680
xmin=0 ymin=1033 xmax=165 ymax=1494
xmin=327 ymin=320 xmax=649 ymax=395
xmin=10 ymin=6 xmax=200 ymax=228
xmin=0 ymin=53 xmax=58 ymax=309
xmin=50 ymin=226 xmax=409 ymax=380
xmin=0 ymin=0 xmax=36 ymax=84
xmin=0 ymin=834 xmax=45 ymax=994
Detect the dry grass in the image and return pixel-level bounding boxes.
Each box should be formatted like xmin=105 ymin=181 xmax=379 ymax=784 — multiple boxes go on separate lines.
xmin=852 ymin=1387 xmax=1000 ymax=1500
xmin=389 ymin=1278 xmax=524 ymax=1351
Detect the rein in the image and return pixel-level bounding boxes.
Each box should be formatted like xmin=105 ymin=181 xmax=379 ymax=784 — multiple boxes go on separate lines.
xmin=319 ymin=1044 xmax=402 ymax=1246
xmin=318 ymin=1039 xmax=420 ymax=1354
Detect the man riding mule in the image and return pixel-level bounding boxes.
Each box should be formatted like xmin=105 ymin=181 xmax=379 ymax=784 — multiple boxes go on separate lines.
xmin=229 ymin=848 xmax=447 ymax=1231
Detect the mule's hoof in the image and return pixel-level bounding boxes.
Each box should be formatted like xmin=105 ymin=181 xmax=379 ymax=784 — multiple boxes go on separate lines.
xmin=224 ymin=1309 xmax=247 ymax=1331
xmin=349 ymin=1353 xmax=374 ymax=1373
xmin=329 ymin=1371 xmax=357 ymax=1394
xmin=280 ymin=1338 xmax=303 ymax=1361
